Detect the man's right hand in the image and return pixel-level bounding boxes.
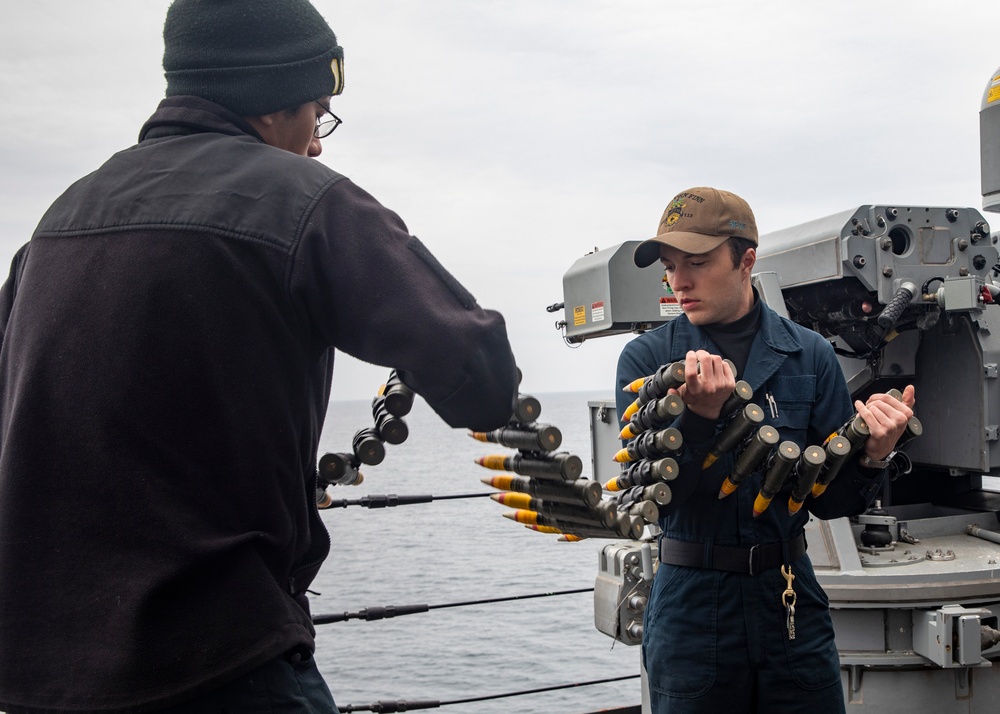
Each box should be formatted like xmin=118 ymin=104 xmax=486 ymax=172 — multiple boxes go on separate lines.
xmin=671 ymin=349 xmax=736 ymax=420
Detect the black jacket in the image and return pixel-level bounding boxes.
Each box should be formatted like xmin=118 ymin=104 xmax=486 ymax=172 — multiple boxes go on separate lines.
xmin=0 ymin=97 xmax=517 ymax=712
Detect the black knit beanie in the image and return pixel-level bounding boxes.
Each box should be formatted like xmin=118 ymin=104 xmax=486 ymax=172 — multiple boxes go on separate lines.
xmin=163 ymin=0 xmax=344 ymax=116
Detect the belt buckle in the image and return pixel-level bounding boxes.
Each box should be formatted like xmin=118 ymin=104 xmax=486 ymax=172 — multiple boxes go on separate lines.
xmin=748 ymin=544 xmax=760 ymax=576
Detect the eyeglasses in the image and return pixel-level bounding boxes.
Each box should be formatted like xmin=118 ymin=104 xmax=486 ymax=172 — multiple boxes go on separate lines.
xmin=314 ymin=103 xmax=342 ymax=138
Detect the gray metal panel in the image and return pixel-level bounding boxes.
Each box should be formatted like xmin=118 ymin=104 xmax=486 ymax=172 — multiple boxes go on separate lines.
xmin=841 ymin=666 xmax=1000 ymax=713
xmin=754 ymin=209 xmax=855 ymax=288
xmin=909 ymin=311 xmax=994 ymax=473
xmin=983 ymin=64 xmax=1000 ymax=213
xmin=590 ymin=399 xmax=621 ymax=486
xmin=750 ymin=272 xmax=789 ymax=318
xmin=562 ymin=242 xmax=669 ymax=342
xmin=756 ymin=205 xmax=998 ymax=307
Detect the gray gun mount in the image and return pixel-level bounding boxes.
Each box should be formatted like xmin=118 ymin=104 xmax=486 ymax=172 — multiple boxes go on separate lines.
xmin=754 ymin=204 xmax=999 ymax=479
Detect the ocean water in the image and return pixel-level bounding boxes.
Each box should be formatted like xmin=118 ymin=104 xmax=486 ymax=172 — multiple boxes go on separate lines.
xmin=311 ymin=390 xmax=641 ymax=714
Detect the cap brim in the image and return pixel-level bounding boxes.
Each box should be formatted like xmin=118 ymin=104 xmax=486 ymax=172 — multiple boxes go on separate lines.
xmin=632 ymin=232 xmax=730 ymax=267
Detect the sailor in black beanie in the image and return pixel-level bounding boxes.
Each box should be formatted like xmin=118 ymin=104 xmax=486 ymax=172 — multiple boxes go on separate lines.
xmin=163 ymin=0 xmax=345 ymax=117
xmin=0 ymin=1 xmax=519 ymax=713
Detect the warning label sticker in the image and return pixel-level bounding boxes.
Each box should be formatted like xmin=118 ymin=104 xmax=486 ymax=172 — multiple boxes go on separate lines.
xmin=591 ymin=301 xmax=605 ymax=322
xmin=573 ymin=305 xmax=586 ymax=326
xmin=660 ymin=296 xmax=682 ymax=318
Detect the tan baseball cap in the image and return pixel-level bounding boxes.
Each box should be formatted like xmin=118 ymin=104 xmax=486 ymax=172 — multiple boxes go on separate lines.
xmin=633 ymin=187 xmax=758 ymax=267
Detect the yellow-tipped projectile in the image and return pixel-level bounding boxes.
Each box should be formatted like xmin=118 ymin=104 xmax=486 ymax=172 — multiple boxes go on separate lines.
xmin=811 ymin=483 xmax=829 ymax=498
xmin=604 ymin=477 xmax=622 ymax=492
xmin=491 ymin=492 xmax=532 ymax=509
xmin=501 ymin=509 xmax=540 ymax=525
xmin=622 ymin=399 xmax=640 ymax=422
xmin=752 ymin=493 xmax=773 ymax=517
xmin=469 ymin=431 xmax=490 ymax=442
xmin=526 ymin=524 xmax=562 ymax=534
xmin=702 ymin=453 xmax=720 ymax=469
xmin=475 ymin=455 xmax=509 ymax=471
xmin=558 ymin=534 xmax=587 ymax=542
xmin=787 ymin=498 xmax=805 ymax=515
xmin=718 ymin=477 xmax=739 ymax=499
xmin=613 ymin=448 xmax=635 ymax=464
xmin=624 ymin=377 xmax=647 ymax=393
xmin=481 ymin=475 xmax=515 ymax=490
xmin=620 ymin=424 xmax=640 ymax=440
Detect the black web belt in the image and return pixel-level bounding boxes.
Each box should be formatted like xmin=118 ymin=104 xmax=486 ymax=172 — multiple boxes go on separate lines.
xmin=657 ymin=532 xmax=806 ymax=576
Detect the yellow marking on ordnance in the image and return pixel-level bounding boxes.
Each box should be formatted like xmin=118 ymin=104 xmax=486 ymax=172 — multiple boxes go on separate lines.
xmin=787 ymin=498 xmax=805 ymax=515
xmin=752 ymin=493 xmax=773 ymax=517
xmin=526 ymin=524 xmax=562 ymax=534
xmin=702 ymin=453 xmax=720 ymax=469
xmin=469 ymin=431 xmax=490 ymax=442
xmin=620 ymin=424 xmax=639 ymax=440
xmin=491 ymin=492 xmax=532 ymax=509
xmin=622 ymin=399 xmax=640 ymax=421
xmin=718 ymin=477 xmax=739 ymax=499
xmin=810 ymin=483 xmax=829 ymax=498
xmin=624 ymin=377 xmax=647 ymax=393
xmin=475 ymin=455 xmax=509 ymax=471
xmin=558 ymin=534 xmax=586 ymax=542
xmin=613 ymin=448 xmax=634 ymax=463
xmin=604 ymin=477 xmax=622 ymax=492
xmin=481 ymin=475 xmax=514 ymax=490
xmin=501 ymin=509 xmax=540 ymax=525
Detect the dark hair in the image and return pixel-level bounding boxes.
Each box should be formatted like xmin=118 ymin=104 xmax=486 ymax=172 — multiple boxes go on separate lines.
xmin=727 ymin=237 xmax=756 ymax=268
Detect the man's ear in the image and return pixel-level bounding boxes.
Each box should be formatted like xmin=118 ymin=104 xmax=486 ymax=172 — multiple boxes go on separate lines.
xmin=244 ymin=112 xmax=277 ymax=132
xmin=742 ymin=248 xmax=756 ymax=272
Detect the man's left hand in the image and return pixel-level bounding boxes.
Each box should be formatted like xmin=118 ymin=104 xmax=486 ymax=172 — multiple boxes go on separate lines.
xmin=855 ymin=384 xmax=916 ymax=462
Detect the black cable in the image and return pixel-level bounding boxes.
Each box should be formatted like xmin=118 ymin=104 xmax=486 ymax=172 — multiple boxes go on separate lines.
xmin=312 ymin=587 xmax=594 ymax=624
xmin=323 ymin=492 xmax=494 ymax=509
xmin=339 ymin=674 xmax=641 ymax=712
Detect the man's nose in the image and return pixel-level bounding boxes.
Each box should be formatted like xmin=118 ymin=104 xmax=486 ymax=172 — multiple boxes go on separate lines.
xmin=308 ymin=137 xmax=323 ymax=158
xmin=669 ymin=267 xmax=690 ymax=290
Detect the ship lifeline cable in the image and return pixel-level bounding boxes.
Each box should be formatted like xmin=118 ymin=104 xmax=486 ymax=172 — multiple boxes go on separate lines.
xmin=339 ymin=674 xmax=641 ymax=712
xmin=313 ymin=587 xmax=594 ymax=624
xmin=321 ymin=492 xmax=494 ymax=509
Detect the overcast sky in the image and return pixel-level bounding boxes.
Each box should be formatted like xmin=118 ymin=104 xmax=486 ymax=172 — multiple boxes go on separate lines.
xmin=2 ymin=1 xmax=999 ymax=404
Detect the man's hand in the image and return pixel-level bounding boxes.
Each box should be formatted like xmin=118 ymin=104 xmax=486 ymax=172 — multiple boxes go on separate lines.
xmin=856 ymin=384 xmax=916 ymax=461
xmin=671 ymin=350 xmax=736 ymax=420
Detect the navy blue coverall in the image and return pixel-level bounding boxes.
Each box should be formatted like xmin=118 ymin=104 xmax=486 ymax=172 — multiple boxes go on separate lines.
xmin=616 ymin=299 xmax=885 ymax=714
